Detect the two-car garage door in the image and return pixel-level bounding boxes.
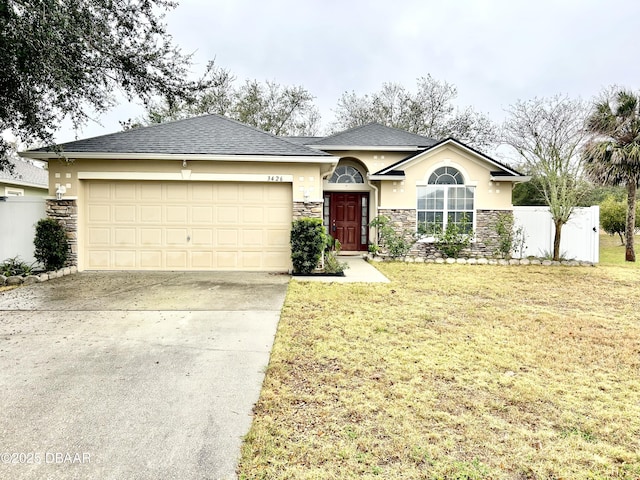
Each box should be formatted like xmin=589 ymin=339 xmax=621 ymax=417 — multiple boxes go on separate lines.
xmin=83 ymin=181 xmax=292 ymax=271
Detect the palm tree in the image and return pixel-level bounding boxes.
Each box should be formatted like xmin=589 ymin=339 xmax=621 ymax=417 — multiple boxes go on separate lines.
xmin=584 ymin=89 xmax=640 ymax=262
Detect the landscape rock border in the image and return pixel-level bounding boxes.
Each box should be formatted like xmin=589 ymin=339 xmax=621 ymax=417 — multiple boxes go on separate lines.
xmin=0 ymin=266 xmax=78 ymax=287
xmin=367 ymin=255 xmax=595 ymax=267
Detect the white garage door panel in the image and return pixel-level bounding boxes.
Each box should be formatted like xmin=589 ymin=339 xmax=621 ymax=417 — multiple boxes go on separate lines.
xmin=83 ymin=181 xmax=292 ymax=271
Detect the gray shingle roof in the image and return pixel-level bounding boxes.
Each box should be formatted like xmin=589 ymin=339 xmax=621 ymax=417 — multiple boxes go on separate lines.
xmin=282 ymin=136 xmax=324 ymax=145
xmin=0 ymin=158 xmax=48 ymax=187
xmin=310 ymin=123 xmax=437 ymax=147
xmin=30 ymin=114 xmax=330 ymax=157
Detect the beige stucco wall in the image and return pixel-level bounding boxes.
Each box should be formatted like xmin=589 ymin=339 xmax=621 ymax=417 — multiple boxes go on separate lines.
xmin=45 ymin=158 xmax=331 ymax=203
xmin=320 ymin=150 xmax=410 ymax=178
xmin=325 ymin=146 xmax=514 ymax=212
xmin=378 ymin=146 xmax=513 ymax=210
xmin=44 ymin=145 xmax=514 ymax=222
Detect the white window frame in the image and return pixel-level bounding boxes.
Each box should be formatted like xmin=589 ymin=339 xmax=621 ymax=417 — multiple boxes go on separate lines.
xmin=329 ymin=164 xmax=365 ymax=184
xmin=4 ymin=187 xmax=24 ymax=196
xmin=416 ymin=166 xmax=476 ymax=241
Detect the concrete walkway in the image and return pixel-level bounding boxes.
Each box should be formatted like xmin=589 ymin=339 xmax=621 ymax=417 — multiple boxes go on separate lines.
xmin=292 ymin=255 xmax=390 ymax=283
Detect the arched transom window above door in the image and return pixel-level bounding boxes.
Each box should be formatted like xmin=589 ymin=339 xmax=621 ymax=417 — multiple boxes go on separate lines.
xmin=329 ymin=165 xmax=364 ymax=184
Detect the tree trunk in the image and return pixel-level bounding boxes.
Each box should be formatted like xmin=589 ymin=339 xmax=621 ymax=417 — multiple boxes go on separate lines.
xmin=625 ymin=181 xmax=637 ymax=262
xmin=553 ymin=219 xmax=563 ymax=261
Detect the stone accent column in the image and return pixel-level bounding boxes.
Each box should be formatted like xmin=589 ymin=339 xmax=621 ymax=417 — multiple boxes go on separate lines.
xmin=46 ymin=199 xmax=78 ymax=267
xmin=375 ymin=208 xmax=418 ymax=254
xmin=293 ymin=201 xmax=323 ymax=220
xmin=474 ymin=209 xmax=511 ymax=257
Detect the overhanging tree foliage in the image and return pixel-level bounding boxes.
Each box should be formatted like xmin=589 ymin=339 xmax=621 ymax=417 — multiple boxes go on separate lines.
xmin=502 ymin=95 xmax=589 ymax=261
xmin=0 ymin=0 xmax=203 ymax=172
xmin=584 ymin=88 xmax=640 ymax=262
xmin=131 ymin=62 xmax=321 ymax=136
xmin=331 ymin=76 xmax=497 ymax=149
xmin=599 ymin=195 xmax=640 ymax=244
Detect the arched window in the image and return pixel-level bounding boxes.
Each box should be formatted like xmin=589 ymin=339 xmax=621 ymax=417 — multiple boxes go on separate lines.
xmin=417 ymin=166 xmax=474 ymax=236
xmin=428 ymin=166 xmax=465 ymax=185
xmin=329 ymin=165 xmax=364 ymax=184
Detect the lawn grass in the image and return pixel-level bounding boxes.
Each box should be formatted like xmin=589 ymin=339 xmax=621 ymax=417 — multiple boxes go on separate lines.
xmin=238 ymin=256 xmax=639 ymax=479
xmin=600 ymin=233 xmax=640 ymax=268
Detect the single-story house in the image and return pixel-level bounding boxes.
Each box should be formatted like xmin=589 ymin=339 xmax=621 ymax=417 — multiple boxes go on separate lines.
xmin=0 ymin=157 xmax=48 ymax=197
xmin=21 ymin=114 xmax=528 ymax=271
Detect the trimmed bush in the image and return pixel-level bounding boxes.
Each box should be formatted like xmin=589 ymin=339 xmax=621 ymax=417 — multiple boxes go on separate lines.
xmin=291 ymin=218 xmax=327 ymax=273
xmin=34 ymin=218 xmax=68 ymax=271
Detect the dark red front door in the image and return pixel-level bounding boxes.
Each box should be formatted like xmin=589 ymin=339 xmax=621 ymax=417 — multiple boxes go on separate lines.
xmin=328 ymin=192 xmax=368 ymax=251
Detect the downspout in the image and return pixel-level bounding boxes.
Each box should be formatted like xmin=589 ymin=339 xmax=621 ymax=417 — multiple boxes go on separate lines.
xmin=366 ymin=174 xmax=380 ymax=248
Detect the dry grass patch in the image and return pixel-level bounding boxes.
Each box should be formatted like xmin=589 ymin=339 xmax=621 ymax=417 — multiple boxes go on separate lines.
xmin=239 ymin=263 xmax=640 ymax=479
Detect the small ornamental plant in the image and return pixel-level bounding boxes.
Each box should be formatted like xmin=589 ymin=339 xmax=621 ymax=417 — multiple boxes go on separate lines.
xmin=0 ymin=256 xmax=34 ymax=276
xmin=34 ymin=218 xmax=69 ymax=271
xmin=434 ymin=215 xmax=473 ymax=258
xmin=369 ymin=215 xmax=416 ymax=259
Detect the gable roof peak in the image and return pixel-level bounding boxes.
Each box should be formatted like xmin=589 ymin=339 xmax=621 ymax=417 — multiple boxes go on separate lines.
xmin=373 ymin=137 xmax=524 ymax=177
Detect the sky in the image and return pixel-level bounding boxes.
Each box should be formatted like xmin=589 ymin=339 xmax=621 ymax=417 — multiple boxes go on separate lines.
xmin=56 ymin=0 xmax=640 ymax=151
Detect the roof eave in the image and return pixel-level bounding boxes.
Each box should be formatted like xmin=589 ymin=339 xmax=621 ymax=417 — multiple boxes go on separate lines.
xmin=20 ymin=151 xmax=338 ymax=164
xmin=368 ymin=174 xmax=406 ymax=181
xmin=490 ymin=175 xmax=532 ymax=183
xmin=308 ymin=145 xmax=424 ymax=152
xmin=0 ymin=178 xmax=48 ymax=189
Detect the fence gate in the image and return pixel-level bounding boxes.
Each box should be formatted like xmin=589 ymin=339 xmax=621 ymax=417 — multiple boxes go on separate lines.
xmin=513 ymin=206 xmax=600 ymax=263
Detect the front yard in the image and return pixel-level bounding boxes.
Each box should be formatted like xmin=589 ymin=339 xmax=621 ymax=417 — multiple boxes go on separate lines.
xmin=238 ymin=257 xmax=639 ymax=479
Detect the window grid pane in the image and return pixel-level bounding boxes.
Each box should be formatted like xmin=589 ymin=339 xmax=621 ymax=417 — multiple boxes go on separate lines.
xmin=417 ymin=183 xmax=474 ymax=235
xmin=323 ymin=194 xmax=330 ymax=234
xmin=361 ymin=195 xmax=368 ymax=245
xmin=329 ymin=165 xmax=365 ymax=184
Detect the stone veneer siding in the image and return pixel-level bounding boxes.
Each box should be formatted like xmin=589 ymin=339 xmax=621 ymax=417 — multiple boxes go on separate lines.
xmin=46 ymin=199 xmax=78 ymax=267
xmin=378 ymin=208 xmax=512 ymax=259
xmin=293 ymin=201 xmax=323 ymax=220
xmin=474 ymin=209 xmax=511 ymax=256
xmin=377 ymin=208 xmax=416 ymax=234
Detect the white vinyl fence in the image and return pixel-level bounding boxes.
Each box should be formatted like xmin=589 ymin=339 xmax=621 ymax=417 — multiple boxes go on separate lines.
xmin=513 ymin=206 xmax=600 ymax=263
xmin=0 ymin=196 xmax=47 ymax=265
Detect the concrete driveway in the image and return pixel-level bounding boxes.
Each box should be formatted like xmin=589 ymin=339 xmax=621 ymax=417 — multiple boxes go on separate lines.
xmin=0 ymin=271 xmax=289 ymax=480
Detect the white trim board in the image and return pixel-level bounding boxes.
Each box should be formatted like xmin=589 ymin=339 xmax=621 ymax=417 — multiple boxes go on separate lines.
xmin=77 ymin=172 xmax=294 ymax=183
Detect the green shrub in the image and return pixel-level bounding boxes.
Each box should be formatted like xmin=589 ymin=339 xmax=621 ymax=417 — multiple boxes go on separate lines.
xmin=34 ymin=218 xmax=68 ymax=271
xmin=434 ymin=216 xmax=473 ymax=258
xmin=494 ymin=212 xmax=526 ymax=258
xmin=290 ymin=218 xmax=327 ymax=273
xmin=369 ymin=215 xmax=416 ymax=259
xmin=0 ymin=256 xmax=34 ymax=276
xmin=323 ymin=238 xmax=348 ymax=274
